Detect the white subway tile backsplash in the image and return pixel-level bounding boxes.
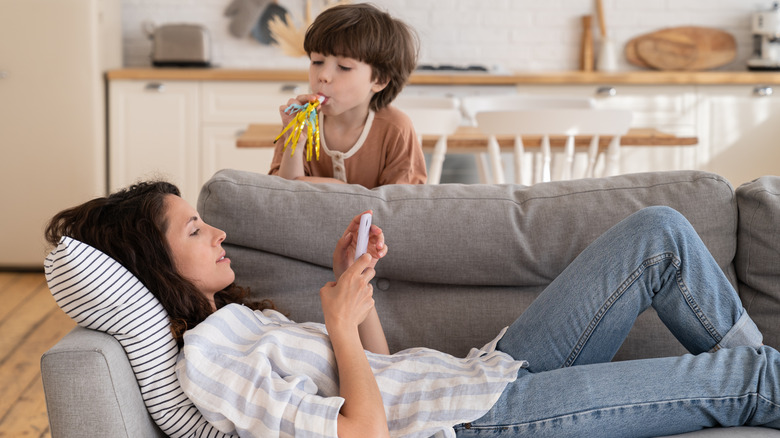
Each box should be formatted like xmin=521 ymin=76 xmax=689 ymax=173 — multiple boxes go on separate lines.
xmin=120 ymin=0 xmax=774 ymax=71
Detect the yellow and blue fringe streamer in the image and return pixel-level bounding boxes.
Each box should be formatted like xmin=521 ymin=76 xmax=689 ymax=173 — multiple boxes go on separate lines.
xmin=273 ymin=97 xmax=323 ymax=161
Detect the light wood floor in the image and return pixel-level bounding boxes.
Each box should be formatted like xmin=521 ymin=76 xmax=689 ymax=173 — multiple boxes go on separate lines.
xmin=0 ymin=271 xmax=76 ymax=438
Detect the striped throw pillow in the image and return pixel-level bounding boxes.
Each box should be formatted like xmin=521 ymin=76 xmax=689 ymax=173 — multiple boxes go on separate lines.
xmin=44 ymin=236 xmax=232 ymax=438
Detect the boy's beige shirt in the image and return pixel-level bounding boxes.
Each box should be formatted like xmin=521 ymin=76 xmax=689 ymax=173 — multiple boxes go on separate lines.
xmin=270 ymin=105 xmax=427 ymax=188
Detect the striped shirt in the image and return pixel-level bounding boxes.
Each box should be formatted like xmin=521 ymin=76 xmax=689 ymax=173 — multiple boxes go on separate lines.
xmin=176 ymin=304 xmax=527 ymax=438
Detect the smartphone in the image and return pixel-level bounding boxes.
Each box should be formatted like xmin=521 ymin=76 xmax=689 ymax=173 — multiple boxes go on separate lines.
xmin=354 ymin=213 xmax=372 ymax=261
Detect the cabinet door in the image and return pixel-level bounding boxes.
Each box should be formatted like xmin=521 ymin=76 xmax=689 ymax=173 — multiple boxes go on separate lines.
xmin=109 ymin=80 xmax=201 ymax=203
xmin=514 ymin=85 xmax=700 ymax=176
xmin=201 ymin=125 xmax=276 ymax=180
xmin=698 ymin=85 xmax=780 ymax=187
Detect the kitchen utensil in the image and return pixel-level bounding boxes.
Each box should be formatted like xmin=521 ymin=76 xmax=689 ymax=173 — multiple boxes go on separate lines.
xmin=595 ymin=0 xmax=617 ymax=71
xmin=625 ymin=26 xmax=736 ymax=71
xmin=595 ymin=0 xmax=607 ymax=38
xmin=625 ymin=38 xmax=651 ymax=68
xmin=598 ymin=38 xmax=619 ymax=71
xmin=581 ymin=15 xmax=594 ymax=71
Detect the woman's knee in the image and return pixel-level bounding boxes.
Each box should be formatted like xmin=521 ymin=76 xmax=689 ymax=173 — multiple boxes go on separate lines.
xmin=630 ymin=206 xmax=689 ymax=228
xmin=622 ymin=206 xmax=696 ymax=244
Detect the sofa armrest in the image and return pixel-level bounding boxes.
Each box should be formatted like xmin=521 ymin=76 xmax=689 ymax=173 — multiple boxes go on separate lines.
xmin=41 ymin=326 xmax=166 ymax=438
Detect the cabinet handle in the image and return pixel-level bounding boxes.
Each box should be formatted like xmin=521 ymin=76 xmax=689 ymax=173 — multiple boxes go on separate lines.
xmin=753 ymin=86 xmax=773 ymax=97
xmin=0 ymin=71 xmax=8 ymax=79
xmin=280 ymin=84 xmax=301 ymax=94
xmin=145 ymin=82 xmax=165 ymax=92
xmin=234 ymin=129 xmax=246 ymax=138
xmin=596 ymin=86 xmax=617 ymax=97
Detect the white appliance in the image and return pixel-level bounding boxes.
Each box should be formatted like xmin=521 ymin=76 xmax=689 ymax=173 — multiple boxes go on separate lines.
xmin=0 ymin=0 xmax=122 ymax=268
xmin=748 ymin=2 xmax=780 ymax=70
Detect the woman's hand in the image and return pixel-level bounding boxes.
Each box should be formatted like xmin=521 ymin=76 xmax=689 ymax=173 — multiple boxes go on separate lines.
xmin=333 ymin=211 xmax=388 ymax=280
xmin=330 ymin=211 xmax=390 ymax=355
xmin=320 ymin=254 xmax=376 ymax=331
xmin=320 ymin=254 xmax=390 ymax=438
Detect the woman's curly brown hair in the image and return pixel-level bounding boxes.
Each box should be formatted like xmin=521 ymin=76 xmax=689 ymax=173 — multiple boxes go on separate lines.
xmin=45 ymin=181 xmax=274 ymax=346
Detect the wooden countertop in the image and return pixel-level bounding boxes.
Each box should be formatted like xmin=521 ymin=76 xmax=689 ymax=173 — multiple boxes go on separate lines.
xmin=107 ymin=68 xmax=780 ymax=85
xmin=238 ymin=124 xmax=698 ymax=150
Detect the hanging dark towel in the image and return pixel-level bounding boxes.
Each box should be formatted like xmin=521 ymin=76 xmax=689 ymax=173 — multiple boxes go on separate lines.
xmin=252 ymin=2 xmax=289 ymax=45
xmin=224 ymin=0 xmax=269 ymax=39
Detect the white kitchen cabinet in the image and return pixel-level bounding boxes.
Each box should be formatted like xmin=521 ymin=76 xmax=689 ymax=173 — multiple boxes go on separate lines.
xmin=109 ymin=80 xmax=200 ymax=203
xmin=515 ymin=85 xmax=700 ymax=176
xmin=697 ymin=85 xmax=780 ymax=187
xmin=109 ymin=79 xmax=306 ymax=204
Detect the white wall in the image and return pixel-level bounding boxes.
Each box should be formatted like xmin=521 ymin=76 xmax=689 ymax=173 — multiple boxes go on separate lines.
xmin=120 ymin=0 xmax=771 ymax=71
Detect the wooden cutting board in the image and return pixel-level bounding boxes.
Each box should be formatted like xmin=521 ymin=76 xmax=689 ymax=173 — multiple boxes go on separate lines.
xmin=625 ymin=26 xmax=736 ymax=71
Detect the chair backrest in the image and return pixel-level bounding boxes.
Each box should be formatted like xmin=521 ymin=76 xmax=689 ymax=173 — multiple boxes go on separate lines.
xmin=475 ymin=108 xmax=632 ymax=136
xmin=394 ymin=95 xmax=461 ymax=110
xmin=393 ymin=96 xmax=462 ymax=136
xmin=473 ymin=107 xmax=633 ymax=184
xmin=393 ymin=96 xmax=463 ymax=184
xmin=461 ymin=95 xmax=595 ymax=125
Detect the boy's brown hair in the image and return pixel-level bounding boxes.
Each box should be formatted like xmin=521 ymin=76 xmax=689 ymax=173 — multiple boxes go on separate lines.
xmin=304 ymin=3 xmax=419 ymax=112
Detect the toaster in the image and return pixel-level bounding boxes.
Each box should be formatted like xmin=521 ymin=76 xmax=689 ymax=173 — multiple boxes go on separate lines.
xmin=150 ymin=24 xmax=212 ymax=67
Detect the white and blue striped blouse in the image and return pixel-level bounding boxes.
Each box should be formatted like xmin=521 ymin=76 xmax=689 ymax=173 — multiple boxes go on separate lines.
xmin=176 ymin=303 xmax=527 ymax=438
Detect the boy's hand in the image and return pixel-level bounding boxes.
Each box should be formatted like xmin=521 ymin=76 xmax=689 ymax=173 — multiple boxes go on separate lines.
xmin=279 ymin=93 xmax=321 ymax=127
xmin=277 ymin=93 xmax=320 ymax=178
xmin=333 ymin=211 xmax=388 ymax=279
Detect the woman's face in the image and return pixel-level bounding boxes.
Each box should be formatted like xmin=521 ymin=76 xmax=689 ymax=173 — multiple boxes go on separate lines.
xmin=164 ymin=195 xmax=235 ymax=305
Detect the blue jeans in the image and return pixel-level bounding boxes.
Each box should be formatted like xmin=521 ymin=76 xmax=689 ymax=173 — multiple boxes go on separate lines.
xmin=454 ymin=206 xmax=778 ymax=437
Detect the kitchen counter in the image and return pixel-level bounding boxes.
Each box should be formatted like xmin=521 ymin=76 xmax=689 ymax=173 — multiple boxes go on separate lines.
xmin=106 ymin=68 xmax=780 ymax=85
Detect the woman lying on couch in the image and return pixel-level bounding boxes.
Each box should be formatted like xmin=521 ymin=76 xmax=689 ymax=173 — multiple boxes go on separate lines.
xmin=46 ymin=180 xmax=780 ymax=438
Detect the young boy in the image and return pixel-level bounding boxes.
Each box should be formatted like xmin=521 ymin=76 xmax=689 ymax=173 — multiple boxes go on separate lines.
xmin=269 ymin=3 xmax=427 ymax=188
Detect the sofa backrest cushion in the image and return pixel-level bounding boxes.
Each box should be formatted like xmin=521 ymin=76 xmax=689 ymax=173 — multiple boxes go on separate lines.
xmin=199 ymin=170 xmax=738 ymax=287
xmin=736 ymin=176 xmax=780 ymax=348
xmin=44 ymin=236 xmax=231 ymax=438
xmin=198 ymin=170 xmax=739 ymax=357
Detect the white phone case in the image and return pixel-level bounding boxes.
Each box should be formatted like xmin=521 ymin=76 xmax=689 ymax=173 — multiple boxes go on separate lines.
xmin=355 ymin=213 xmax=372 ymax=260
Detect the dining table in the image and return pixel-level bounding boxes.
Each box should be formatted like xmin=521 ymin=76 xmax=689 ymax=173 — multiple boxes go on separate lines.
xmin=237 ymin=123 xmax=698 ymax=150
xmin=236 ymin=123 xmax=699 ymax=184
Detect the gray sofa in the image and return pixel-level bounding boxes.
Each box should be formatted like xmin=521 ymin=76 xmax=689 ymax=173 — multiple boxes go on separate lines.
xmin=42 ymin=169 xmax=780 ymax=437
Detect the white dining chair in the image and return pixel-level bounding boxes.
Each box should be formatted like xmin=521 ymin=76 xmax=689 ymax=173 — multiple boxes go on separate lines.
xmin=461 ymin=95 xmax=596 ymax=184
xmin=394 ymin=96 xmax=462 ymax=184
xmin=475 ymin=108 xmax=633 ymax=184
